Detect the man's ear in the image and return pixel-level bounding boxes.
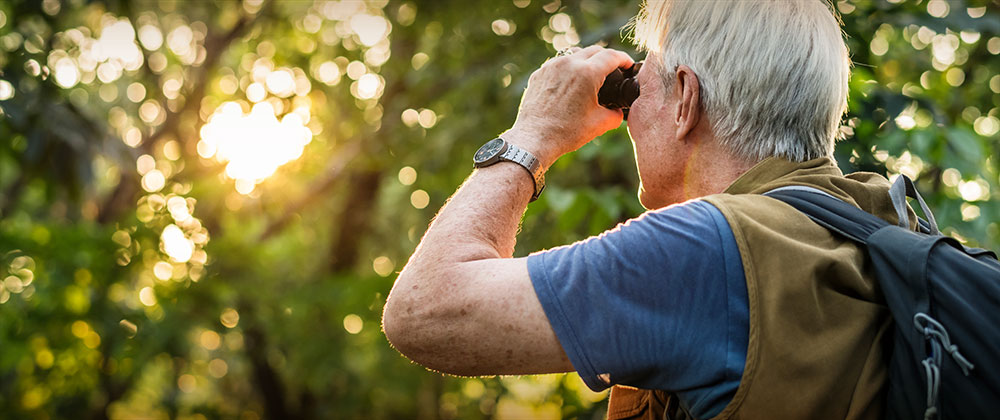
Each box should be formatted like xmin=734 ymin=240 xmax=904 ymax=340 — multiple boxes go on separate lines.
xmin=673 ymin=65 xmax=701 ymax=142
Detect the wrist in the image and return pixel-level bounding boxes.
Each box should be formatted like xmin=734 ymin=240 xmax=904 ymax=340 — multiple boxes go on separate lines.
xmin=501 ymin=126 xmax=560 ymax=170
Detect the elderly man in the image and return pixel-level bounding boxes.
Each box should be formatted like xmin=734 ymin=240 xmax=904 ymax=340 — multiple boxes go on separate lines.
xmin=383 ymin=1 xmax=896 ymax=418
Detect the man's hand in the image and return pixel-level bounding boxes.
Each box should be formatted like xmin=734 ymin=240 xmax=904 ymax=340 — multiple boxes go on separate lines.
xmin=505 ymin=45 xmax=635 ymax=169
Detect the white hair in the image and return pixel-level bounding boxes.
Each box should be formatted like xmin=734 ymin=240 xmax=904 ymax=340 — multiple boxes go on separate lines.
xmin=631 ymin=0 xmax=851 ymax=162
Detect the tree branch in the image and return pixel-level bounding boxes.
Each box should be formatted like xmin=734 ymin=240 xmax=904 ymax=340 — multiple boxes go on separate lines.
xmin=98 ymin=3 xmax=268 ymax=224
xmin=258 ymin=142 xmax=361 ymax=241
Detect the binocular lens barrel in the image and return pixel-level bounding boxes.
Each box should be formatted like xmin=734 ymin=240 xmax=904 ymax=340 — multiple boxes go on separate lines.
xmin=597 ymin=61 xmax=642 ymax=119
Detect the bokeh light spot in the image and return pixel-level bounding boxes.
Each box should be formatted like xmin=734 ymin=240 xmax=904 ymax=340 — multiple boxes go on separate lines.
xmin=958 ymin=179 xmax=989 ymax=201
xmin=356 ymin=73 xmax=382 ymax=99
xmin=944 ymin=68 xmax=965 ymax=86
xmin=200 ymin=330 xmax=221 ymax=350
xmin=343 ymin=314 xmax=363 ymax=334
xmin=153 ymin=261 xmax=174 ymax=280
xmin=136 ymin=154 xmax=156 ymax=175
xmin=317 ymin=61 xmax=341 ymax=85
xmin=549 ymin=13 xmax=572 ymax=32
xmin=161 ymin=224 xmax=194 ymax=263
xmin=398 ymin=166 xmax=417 ymax=185
xmin=492 ymin=19 xmax=516 ymax=36
xmin=127 ymin=82 xmax=146 ymax=102
xmin=961 ymin=203 xmax=980 ymax=221
xmin=0 ymin=79 xmax=15 ymax=100
xmin=265 ymin=68 xmax=295 ymax=97
xmin=941 ymin=168 xmax=961 ymax=187
xmin=349 ymin=14 xmax=389 ymax=46
xmin=220 ymin=308 xmax=240 ymax=328
xmin=53 ymin=58 xmax=80 ymax=88
xmin=138 ymin=25 xmax=163 ymax=50
xmin=926 ymin=0 xmax=949 ymax=18
xmin=410 ymin=190 xmax=430 ymax=209
xmin=418 ymin=109 xmax=437 ymax=128
xmin=401 ymin=109 xmax=419 ymax=127
xmin=974 ymin=116 xmax=999 ymax=137
xmin=246 ymin=82 xmax=266 ymax=103
xmin=208 ymin=359 xmax=229 ymax=378
xmin=373 ymin=256 xmax=394 ymax=277
xmin=139 ymin=287 xmax=157 ymax=307
xmin=177 ymin=374 xmax=196 ymax=393
xmin=141 ymin=169 xmax=166 ymax=192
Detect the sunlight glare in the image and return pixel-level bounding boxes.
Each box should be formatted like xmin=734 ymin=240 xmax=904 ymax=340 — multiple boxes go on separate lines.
xmin=167 ymin=196 xmax=191 ymax=222
xmin=53 ymin=58 xmax=80 ymax=88
xmin=94 ymin=20 xmax=142 ymax=70
xmin=265 ymin=68 xmax=295 ymax=97
xmin=0 ymin=79 xmax=13 ymax=100
xmin=356 ymin=73 xmax=382 ymax=99
xmin=958 ymin=179 xmax=989 ymax=202
xmin=161 ymin=224 xmax=194 ymax=263
xmin=199 ymin=101 xmax=313 ymax=191
xmin=350 ymin=14 xmax=389 ymax=47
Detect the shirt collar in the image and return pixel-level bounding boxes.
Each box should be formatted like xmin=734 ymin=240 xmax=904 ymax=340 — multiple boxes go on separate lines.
xmin=723 ymin=157 xmax=843 ymax=195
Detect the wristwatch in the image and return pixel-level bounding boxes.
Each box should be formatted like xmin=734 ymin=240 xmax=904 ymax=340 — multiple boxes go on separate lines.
xmin=473 ymin=137 xmax=545 ymax=201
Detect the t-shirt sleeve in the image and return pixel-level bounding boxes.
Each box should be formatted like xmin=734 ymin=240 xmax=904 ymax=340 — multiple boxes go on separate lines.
xmin=526 ymin=199 xmax=747 ymax=417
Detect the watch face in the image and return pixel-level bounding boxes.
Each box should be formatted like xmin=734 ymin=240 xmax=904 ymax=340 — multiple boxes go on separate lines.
xmin=474 ymin=138 xmax=506 ymax=164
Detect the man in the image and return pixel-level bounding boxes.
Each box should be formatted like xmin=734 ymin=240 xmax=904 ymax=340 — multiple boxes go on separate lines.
xmin=383 ymin=1 xmax=898 ymax=418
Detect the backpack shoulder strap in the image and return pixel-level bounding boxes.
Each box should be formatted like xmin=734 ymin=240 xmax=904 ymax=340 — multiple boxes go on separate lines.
xmin=763 ymin=186 xmax=890 ymax=244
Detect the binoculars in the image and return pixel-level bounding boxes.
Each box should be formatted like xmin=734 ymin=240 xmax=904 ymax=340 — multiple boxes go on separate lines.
xmin=598 ymin=61 xmax=643 ymax=119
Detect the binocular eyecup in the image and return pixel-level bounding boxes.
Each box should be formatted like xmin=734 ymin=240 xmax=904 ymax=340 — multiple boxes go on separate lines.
xmin=598 ymin=61 xmax=642 ymax=120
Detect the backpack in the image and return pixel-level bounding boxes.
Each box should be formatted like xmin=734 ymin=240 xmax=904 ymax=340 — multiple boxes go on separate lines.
xmin=765 ymin=175 xmax=1000 ymax=420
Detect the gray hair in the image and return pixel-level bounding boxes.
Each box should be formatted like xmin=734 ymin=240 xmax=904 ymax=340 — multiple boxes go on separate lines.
xmin=631 ymin=0 xmax=851 ymax=163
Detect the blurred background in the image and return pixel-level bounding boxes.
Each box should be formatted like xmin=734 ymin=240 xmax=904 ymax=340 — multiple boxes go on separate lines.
xmin=0 ymin=0 xmax=997 ymax=419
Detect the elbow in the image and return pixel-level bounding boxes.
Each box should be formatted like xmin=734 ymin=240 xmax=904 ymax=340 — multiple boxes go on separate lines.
xmin=381 ymin=275 xmax=472 ymax=375
xmin=382 ymin=277 xmax=434 ymax=367
xmin=381 ymin=292 xmax=415 ymax=358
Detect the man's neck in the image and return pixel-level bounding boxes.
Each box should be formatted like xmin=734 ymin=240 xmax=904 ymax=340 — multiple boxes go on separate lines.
xmin=682 ymin=140 xmax=757 ymax=201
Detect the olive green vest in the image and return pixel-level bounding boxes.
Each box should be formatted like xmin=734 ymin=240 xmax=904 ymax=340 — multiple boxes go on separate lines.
xmin=607 ymin=157 xmax=904 ymax=420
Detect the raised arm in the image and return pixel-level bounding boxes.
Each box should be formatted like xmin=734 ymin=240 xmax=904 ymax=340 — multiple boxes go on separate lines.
xmin=381 ymin=46 xmax=634 ymax=376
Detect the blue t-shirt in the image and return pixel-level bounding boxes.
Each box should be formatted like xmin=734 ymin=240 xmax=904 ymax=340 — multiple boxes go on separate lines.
xmin=526 ymin=199 xmax=748 ymax=419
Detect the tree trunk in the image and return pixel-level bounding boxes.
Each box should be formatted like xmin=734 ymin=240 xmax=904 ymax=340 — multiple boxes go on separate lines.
xmin=328 ymin=170 xmax=383 ymax=272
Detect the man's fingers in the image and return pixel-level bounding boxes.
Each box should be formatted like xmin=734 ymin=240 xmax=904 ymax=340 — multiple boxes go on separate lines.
xmin=585 ymin=49 xmax=635 ymax=77
xmin=558 ymin=46 xmax=582 ymax=56
xmin=574 ymin=44 xmax=605 ymax=59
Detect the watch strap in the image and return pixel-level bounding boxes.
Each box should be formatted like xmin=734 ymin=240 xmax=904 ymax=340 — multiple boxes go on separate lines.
xmin=500 ymin=143 xmax=545 ymax=201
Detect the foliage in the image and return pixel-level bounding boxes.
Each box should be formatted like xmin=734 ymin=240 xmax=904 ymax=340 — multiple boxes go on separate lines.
xmin=0 ymin=0 xmax=997 ymax=419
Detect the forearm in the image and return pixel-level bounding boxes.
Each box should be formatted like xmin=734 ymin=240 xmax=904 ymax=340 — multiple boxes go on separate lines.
xmin=409 ymin=131 xmax=549 ymax=267
xmin=413 ymin=165 xmax=531 ymax=262
xmin=383 ymin=145 xmax=549 ymax=374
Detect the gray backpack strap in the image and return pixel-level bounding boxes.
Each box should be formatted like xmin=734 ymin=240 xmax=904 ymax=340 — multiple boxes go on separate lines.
xmin=764 ymin=185 xmax=838 ymax=200
xmin=888 ymin=175 xmax=939 ymax=235
xmin=763 ymin=186 xmax=888 ymax=244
